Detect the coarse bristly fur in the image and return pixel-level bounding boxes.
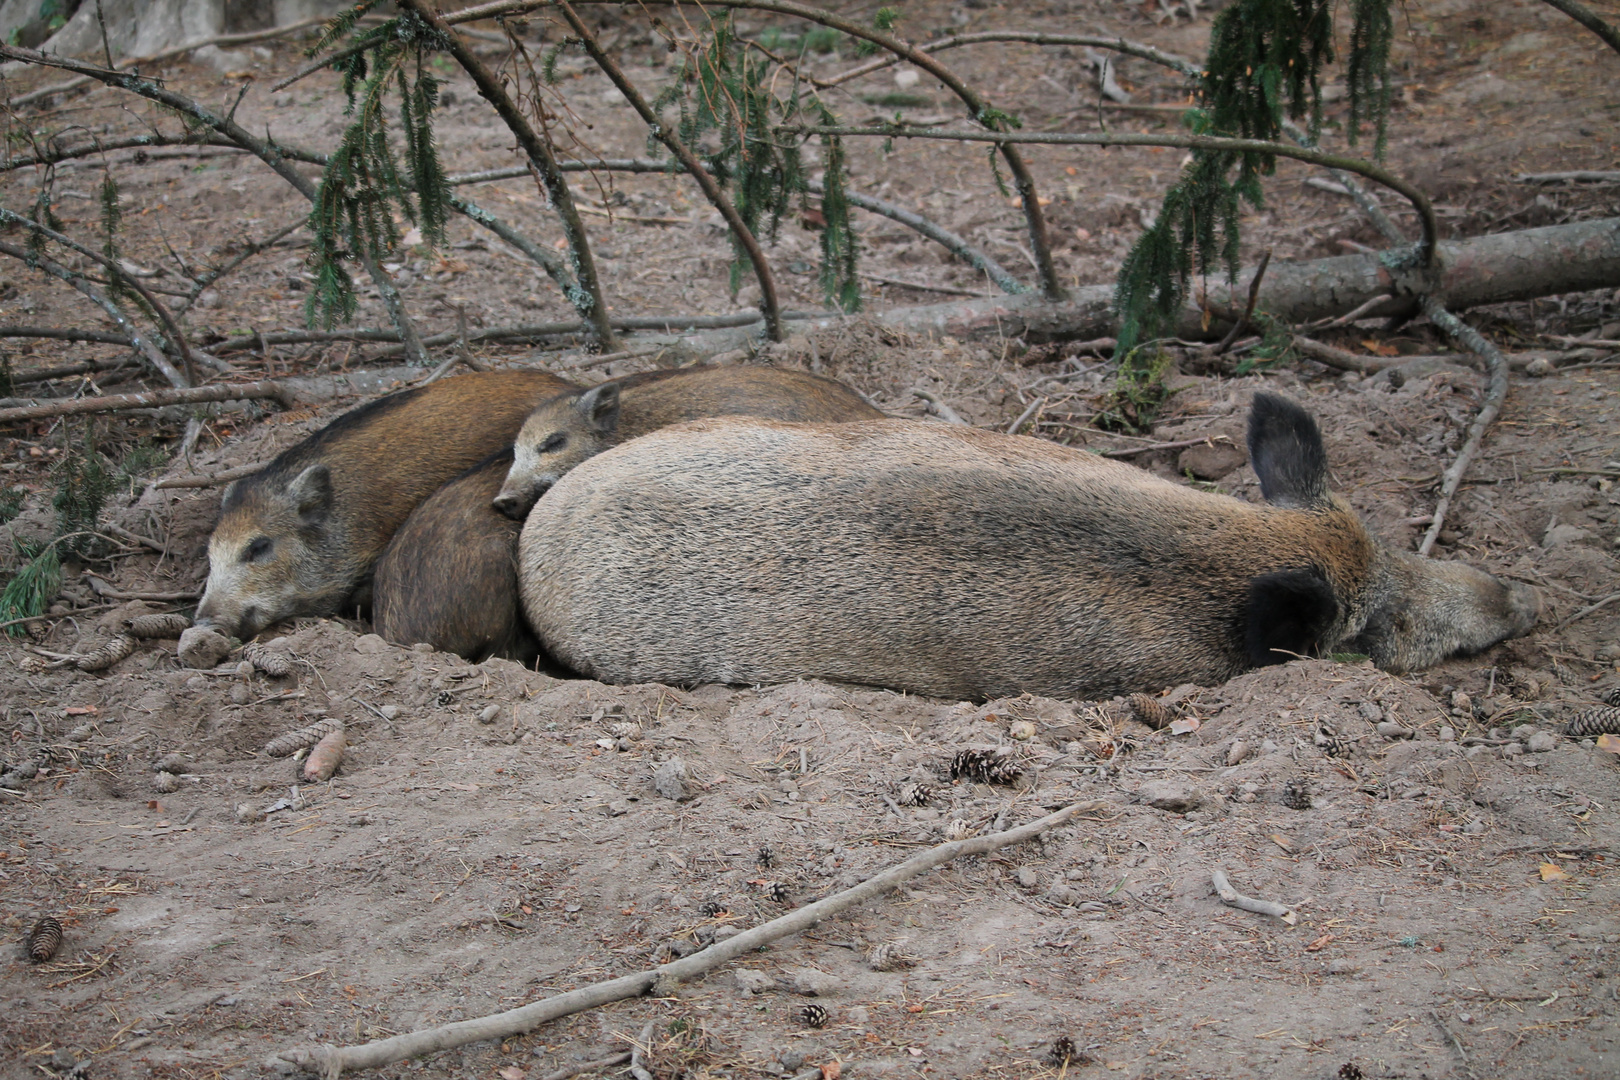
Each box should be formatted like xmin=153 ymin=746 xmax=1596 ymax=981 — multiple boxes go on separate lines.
xmin=376 ymin=365 xmax=882 ymax=661
xmin=195 ymin=371 xmax=575 ymax=640
xmin=517 ymin=393 xmax=1541 ymax=700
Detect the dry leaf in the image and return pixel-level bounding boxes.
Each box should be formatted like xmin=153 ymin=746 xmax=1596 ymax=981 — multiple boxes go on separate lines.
xmin=1361 ymin=339 xmax=1400 ymax=357
xmin=820 ymin=1062 xmax=841 ymax=1080
xmin=1595 ymin=733 xmax=1620 ymax=754
xmin=1539 ymin=862 xmax=1572 ymax=882
xmin=498 ymin=1068 xmax=525 ymax=1080
xmin=1169 ymin=717 xmax=1201 ymax=735
xmin=1271 ymin=833 xmax=1295 ymax=852
xmin=1075 ymin=226 xmax=1091 ymax=241
xmin=1305 ymin=933 xmax=1336 ymax=952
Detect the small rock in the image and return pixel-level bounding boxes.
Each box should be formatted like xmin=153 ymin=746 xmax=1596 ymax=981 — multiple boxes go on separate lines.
xmin=235 ymin=659 xmax=256 ymax=678
xmin=1524 ymin=356 xmax=1555 ymax=377
xmin=1376 ymin=721 xmax=1414 ymax=739
xmin=478 ymin=704 xmax=502 ymax=725
xmin=1178 ymin=441 xmax=1247 ymax=481
xmin=1014 ymin=867 xmax=1039 ymax=889
xmin=1512 ymin=723 xmax=1538 ymax=740
xmin=1045 ymin=883 xmax=1080 ymax=905
xmin=1501 ymin=742 xmax=1525 ymax=758
xmin=1137 ymin=780 xmax=1200 ymax=813
xmin=781 ymin=1051 xmax=806 ymax=1072
xmin=1260 ymin=739 xmax=1280 ymax=755
xmin=378 ymin=705 xmax=400 ymax=721
xmin=653 ymin=758 xmax=691 ymax=801
xmin=152 ymin=770 xmax=181 ymax=793
xmin=1226 ymin=740 xmax=1249 ymax=766
xmin=178 ymin=626 xmax=233 ymax=669
xmin=410 ymin=642 xmax=433 ymax=653
xmin=1007 ymin=720 xmax=1037 ymax=741
xmin=1527 ymin=731 xmax=1557 ymax=753
xmin=229 ymin=682 xmax=252 ymax=705
xmin=1543 ymin=523 xmax=1594 ymax=549
xmin=1438 ymin=726 xmax=1455 ymax=742
xmin=1451 ymin=691 xmax=1472 ymax=712
xmin=235 ymin=802 xmax=266 ymax=824
xmin=1326 ymin=958 xmax=1361 ymax=975
xmin=1464 ymin=819 xmax=1486 ymax=834
xmin=353 ymin=634 xmax=389 ymax=655
xmin=735 ymin=969 xmax=776 ymax=995
xmin=786 ymin=968 xmax=842 ymax=996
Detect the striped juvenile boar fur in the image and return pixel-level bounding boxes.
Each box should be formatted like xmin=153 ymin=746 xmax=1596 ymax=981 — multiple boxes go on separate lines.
xmin=517 ymin=394 xmax=1540 ymax=699
xmin=195 ymin=371 xmax=574 ymax=640
xmin=375 ymin=364 xmax=882 ymax=659
xmin=491 ymin=364 xmax=883 ymax=518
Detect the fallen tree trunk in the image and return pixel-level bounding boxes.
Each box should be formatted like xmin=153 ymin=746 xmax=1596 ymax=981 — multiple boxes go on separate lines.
xmin=0 ymin=381 xmax=292 ymax=426
xmin=858 ymin=217 xmax=1620 ymax=344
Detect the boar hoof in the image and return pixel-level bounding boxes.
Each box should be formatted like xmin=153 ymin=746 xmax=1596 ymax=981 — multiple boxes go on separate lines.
xmin=178 ymin=626 xmax=234 ymax=669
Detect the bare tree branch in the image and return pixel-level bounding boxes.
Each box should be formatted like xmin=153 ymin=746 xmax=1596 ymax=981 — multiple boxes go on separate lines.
xmin=0 ymin=205 xmax=198 ymax=386
xmin=1539 ymin=0 xmax=1620 ymax=56
xmin=391 ymin=0 xmax=619 ymax=350
xmin=554 ymin=0 xmax=785 ymax=341
xmin=0 ymin=42 xmax=432 ymax=369
xmin=821 ymin=30 xmax=1202 ymax=87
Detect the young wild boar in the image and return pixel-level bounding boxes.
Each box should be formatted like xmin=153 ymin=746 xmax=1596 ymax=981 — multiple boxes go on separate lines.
xmin=491 ymin=364 xmax=883 ymax=519
xmin=371 ymin=450 xmax=540 ymax=665
xmin=517 ymin=394 xmax=1540 ymax=699
xmin=374 ymin=364 xmax=883 ymax=659
xmin=195 ymin=371 xmax=575 ymax=640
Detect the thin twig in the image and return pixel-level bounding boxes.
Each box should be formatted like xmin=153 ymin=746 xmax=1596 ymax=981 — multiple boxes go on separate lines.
xmin=1538 ymin=0 xmax=1620 ymax=56
xmin=1099 ymin=435 xmax=1231 ymax=459
xmin=152 ymin=463 xmax=263 ymax=490
xmin=556 ymin=0 xmax=784 ymax=342
xmin=1553 ymin=592 xmax=1620 ymax=633
xmin=276 ymin=800 xmax=1107 ymax=1077
xmin=0 ymin=42 xmax=431 ymax=370
xmin=0 ymin=206 xmax=197 ymax=387
xmin=913 ymin=388 xmax=968 ymax=425
xmin=1430 ymin=1009 xmax=1478 ymax=1080
xmin=1210 ymin=869 xmax=1297 ymax=924
xmin=0 ymin=240 xmax=187 ymax=389
xmin=392 ymin=0 xmax=618 ymax=350
xmin=1212 ymin=248 xmax=1270 ymax=355
xmin=819 ymin=30 xmax=1201 ymax=86
xmin=1417 ymin=303 xmax=1509 ymax=555
xmin=1006 ymin=395 xmax=1044 ymax=435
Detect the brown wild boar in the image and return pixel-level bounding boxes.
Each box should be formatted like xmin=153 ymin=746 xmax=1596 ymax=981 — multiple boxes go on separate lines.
xmin=375 ymin=364 xmax=883 ymax=659
xmin=372 ymin=450 xmax=539 ymax=665
xmin=195 ymin=371 xmax=575 ymax=640
xmin=491 ymin=364 xmax=883 ymax=518
xmin=517 ymin=394 xmax=1540 ymax=699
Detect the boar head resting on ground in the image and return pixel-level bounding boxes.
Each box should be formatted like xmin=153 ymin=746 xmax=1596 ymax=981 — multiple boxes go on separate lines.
xmin=196 ymin=371 xmax=574 ymax=640
xmin=518 ymin=393 xmax=1540 ymax=700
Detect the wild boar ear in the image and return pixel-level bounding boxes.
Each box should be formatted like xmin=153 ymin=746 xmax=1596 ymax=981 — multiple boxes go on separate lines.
xmin=576 ymin=382 xmax=622 ymax=435
xmin=286 ymin=464 xmax=333 ymax=524
xmin=1245 ymin=568 xmax=1339 ymax=667
xmin=220 ymin=479 xmax=239 ymax=508
xmin=1247 ymin=392 xmax=1330 ymax=508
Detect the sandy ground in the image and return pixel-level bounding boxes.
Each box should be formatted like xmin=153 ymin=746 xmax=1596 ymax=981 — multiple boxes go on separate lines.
xmin=2 ymin=1 xmax=1619 ymax=1079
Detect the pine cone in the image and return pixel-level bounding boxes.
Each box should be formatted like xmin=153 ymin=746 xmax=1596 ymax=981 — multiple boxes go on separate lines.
xmin=865 ymin=941 xmax=914 ymax=971
xmin=124 ymin=613 xmax=191 ymax=639
xmin=756 ymin=843 xmax=775 ymax=868
xmin=243 ymin=641 xmax=292 ymax=677
xmin=698 ymin=901 xmax=729 ymax=918
xmin=73 ymin=633 xmax=136 ymax=672
xmin=1281 ymin=777 xmax=1313 ymax=810
xmin=1048 ymin=1035 xmax=1080 ymax=1066
xmin=1128 ymin=692 xmax=1174 ymax=730
xmin=23 ymin=619 xmax=49 ymax=642
xmin=1338 ymin=1064 xmax=1365 ymax=1080
xmin=1602 ymin=687 xmax=1620 ymax=708
xmin=263 ymin=717 xmax=344 ymax=759
xmin=760 ymin=880 xmax=790 ymax=903
xmin=27 ymin=916 xmax=62 ymax=962
xmin=152 ymin=771 xmax=181 ymax=794
xmin=1565 ymin=706 xmax=1620 ymax=738
xmin=799 ymin=1004 xmax=829 ymax=1029
xmin=17 ymin=655 xmax=50 ymax=674
xmin=949 ymin=747 xmax=1023 ymax=785
xmin=897 ymin=782 xmax=933 ymax=807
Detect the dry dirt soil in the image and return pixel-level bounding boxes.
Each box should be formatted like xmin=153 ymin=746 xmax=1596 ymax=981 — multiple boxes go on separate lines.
xmin=2 ymin=2 xmax=1620 ymax=1080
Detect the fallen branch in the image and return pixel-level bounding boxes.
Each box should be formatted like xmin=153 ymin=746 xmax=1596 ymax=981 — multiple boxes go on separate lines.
xmin=277 ymin=800 xmax=1107 ymax=1077
xmin=1211 ymin=869 xmax=1297 ymax=925
xmin=1100 ymin=435 xmax=1232 ymax=459
xmin=0 ymin=326 xmax=133 ymax=348
xmin=1553 ymin=592 xmax=1620 ymax=633
xmin=0 ymin=382 xmax=291 ymax=427
xmin=913 ymin=388 xmax=968 ymax=425
xmin=1289 ymin=336 xmax=1403 ymax=374
xmin=1416 ymin=303 xmax=1509 ymax=555
xmin=1005 ymin=395 xmax=1045 ymax=435
xmin=1213 ymin=248 xmax=1271 ymax=355
xmin=1514 ymin=170 xmax=1620 ymax=185
xmin=152 ymin=462 xmax=263 ymax=490
xmin=862 ymin=272 xmax=988 ymax=297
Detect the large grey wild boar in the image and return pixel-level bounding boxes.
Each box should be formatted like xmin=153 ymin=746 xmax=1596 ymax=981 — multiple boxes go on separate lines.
xmin=516 ymin=394 xmax=1540 ymax=699
xmin=373 ymin=364 xmax=883 ymax=660
xmin=195 ymin=370 xmax=575 ymax=640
